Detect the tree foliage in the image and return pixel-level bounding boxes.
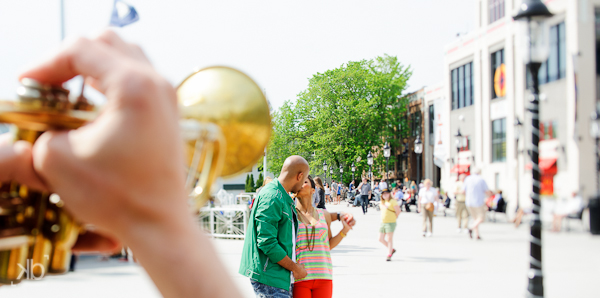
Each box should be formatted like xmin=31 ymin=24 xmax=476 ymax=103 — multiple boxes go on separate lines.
xmin=268 ymin=55 xmax=411 ymax=183
xmin=255 ymin=172 xmax=264 ymax=190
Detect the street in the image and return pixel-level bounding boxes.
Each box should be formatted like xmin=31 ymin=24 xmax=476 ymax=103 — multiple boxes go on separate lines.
xmin=1 ymin=203 xmax=599 ymax=298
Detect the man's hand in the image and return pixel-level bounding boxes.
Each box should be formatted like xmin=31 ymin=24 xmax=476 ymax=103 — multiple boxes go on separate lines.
xmin=15 ymin=30 xmax=240 ymax=298
xmin=293 ymin=264 xmax=307 ymax=280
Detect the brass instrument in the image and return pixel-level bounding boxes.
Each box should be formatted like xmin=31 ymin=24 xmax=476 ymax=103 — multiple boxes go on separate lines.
xmin=0 ymin=66 xmax=271 ymax=285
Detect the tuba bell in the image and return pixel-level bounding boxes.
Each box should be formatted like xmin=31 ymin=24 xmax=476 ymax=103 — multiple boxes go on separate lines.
xmin=0 ymin=66 xmax=271 ymax=284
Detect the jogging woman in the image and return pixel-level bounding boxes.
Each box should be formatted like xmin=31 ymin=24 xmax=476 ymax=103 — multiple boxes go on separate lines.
xmin=378 ymin=188 xmax=401 ymax=261
xmin=294 ymin=176 xmax=354 ymax=298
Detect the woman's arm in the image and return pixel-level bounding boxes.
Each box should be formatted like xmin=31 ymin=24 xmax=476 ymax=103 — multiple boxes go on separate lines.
xmin=324 ymin=210 xmax=350 ymax=250
xmin=394 ymin=205 xmax=401 ymax=218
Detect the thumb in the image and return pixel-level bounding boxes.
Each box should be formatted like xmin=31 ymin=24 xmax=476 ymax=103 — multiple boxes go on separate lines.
xmin=0 ymin=134 xmax=48 ymax=191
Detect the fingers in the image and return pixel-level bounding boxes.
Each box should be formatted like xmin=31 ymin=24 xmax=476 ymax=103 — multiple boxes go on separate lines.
xmin=72 ymin=230 xmax=121 ymax=253
xmin=19 ymin=36 xmax=121 ymax=86
xmin=0 ymin=134 xmax=48 ymax=191
xmin=94 ymin=30 xmax=150 ymax=64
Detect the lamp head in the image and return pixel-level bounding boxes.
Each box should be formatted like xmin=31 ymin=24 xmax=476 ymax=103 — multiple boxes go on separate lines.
xmin=383 ymin=142 xmax=391 ymax=158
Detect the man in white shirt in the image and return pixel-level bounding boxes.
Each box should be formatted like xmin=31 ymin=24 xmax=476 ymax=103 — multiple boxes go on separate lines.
xmin=417 ymin=179 xmax=439 ymax=237
xmin=379 ymin=180 xmax=388 ymax=192
xmin=462 ymin=168 xmax=493 ymax=240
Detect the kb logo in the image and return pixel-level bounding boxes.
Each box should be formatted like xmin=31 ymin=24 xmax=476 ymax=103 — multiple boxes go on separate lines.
xmin=16 ymin=259 xmax=45 ymax=282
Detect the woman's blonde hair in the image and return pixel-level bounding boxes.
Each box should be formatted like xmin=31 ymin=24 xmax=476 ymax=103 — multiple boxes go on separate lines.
xmin=263 ymin=176 xmax=273 ymax=187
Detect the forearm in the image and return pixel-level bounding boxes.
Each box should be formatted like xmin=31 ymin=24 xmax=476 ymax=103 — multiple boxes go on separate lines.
xmin=122 ymin=198 xmax=241 ymax=298
xmin=277 ymin=255 xmax=300 ymax=272
xmin=329 ymin=229 xmax=349 ymax=250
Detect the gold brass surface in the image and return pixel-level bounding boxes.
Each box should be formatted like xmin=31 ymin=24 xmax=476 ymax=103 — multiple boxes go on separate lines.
xmin=0 ymin=80 xmax=90 ymax=284
xmin=178 ymin=66 xmax=271 ymax=208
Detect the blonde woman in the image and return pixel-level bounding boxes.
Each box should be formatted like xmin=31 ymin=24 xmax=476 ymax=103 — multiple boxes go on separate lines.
xmin=378 ymin=188 xmax=401 ymax=261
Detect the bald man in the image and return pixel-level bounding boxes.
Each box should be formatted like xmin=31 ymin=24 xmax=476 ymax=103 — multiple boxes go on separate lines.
xmin=239 ymin=155 xmax=309 ymax=297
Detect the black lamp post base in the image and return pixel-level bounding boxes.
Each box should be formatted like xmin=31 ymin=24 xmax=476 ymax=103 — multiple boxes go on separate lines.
xmin=527 ymin=273 xmax=544 ymax=297
xmin=589 ymin=194 xmax=600 ymax=235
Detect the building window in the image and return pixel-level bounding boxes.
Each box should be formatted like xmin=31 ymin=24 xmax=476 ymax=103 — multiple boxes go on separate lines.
xmin=528 ymin=22 xmax=566 ymax=86
xmin=428 ymin=104 xmax=434 ymax=144
xmin=451 ymin=62 xmax=474 ymax=110
xmin=489 ymin=0 xmax=505 ymax=24
xmin=492 ymin=118 xmax=506 ymax=162
xmin=462 ymin=136 xmax=471 ymax=151
xmin=540 ymin=120 xmax=558 ymax=140
xmin=491 ymin=49 xmax=505 ymax=99
xmin=411 ymin=110 xmax=421 ymax=137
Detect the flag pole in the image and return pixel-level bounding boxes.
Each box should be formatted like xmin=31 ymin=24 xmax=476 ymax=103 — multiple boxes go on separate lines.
xmin=60 ymin=0 xmax=65 ymax=40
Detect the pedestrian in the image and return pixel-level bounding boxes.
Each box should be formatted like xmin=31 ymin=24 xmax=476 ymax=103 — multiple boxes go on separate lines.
xmin=324 ymin=183 xmax=331 ymax=204
xmin=239 ymin=156 xmax=309 ymax=297
xmin=252 ymin=176 xmax=274 ymax=209
xmin=373 ymin=181 xmax=382 ymax=201
xmin=336 ymin=183 xmax=342 ymax=205
xmin=379 ymin=179 xmax=388 ymax=191
xmin=349 ymin=180 xmax=355 ymax=191
xmin=402 ymin=186 xmax=411 ymax=212
xmin=393 ymin=186 xmax=404 ymax=208
xmin=331 ymin=180 xmax=338 ymax=203
xmin=314 ymin=177 xmax=326 ymax=209
xmin=462 ymin=168 xmax=494 ymax=240
xmin=357 ymin=178 xmax=371 ymax=214
xmin=341 ymin=186 xmax=348 ymax=204
xmin=293 ymin=176 xmax=355 ymax=298
xmin=417 ymin=179 xmax=439 ymax=237
xmin=378 ymin=188 xmax=401 ymax=261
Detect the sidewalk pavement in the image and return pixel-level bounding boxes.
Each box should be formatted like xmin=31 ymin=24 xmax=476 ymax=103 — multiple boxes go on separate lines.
xmin=1 ymin=203 xmax=599 ymax=298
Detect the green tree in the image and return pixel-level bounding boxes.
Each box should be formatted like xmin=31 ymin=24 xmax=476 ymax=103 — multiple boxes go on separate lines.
xmin=268 ymin=54 xmax=411 ymax=181
xmin=255 ymin=172 xmax=264 ymax=190
xmin=249 ymin=174 xmax=256 ymax=192
xmin=245 ymin=174 xmax=252 ymax=192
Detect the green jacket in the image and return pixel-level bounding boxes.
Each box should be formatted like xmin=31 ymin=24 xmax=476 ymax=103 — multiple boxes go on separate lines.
xmin=239 ymin=179 xmax=298 ymax=290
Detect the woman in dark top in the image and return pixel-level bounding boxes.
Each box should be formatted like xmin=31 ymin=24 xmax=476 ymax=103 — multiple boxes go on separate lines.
xmin=314 ymin=177 xmax=326 ymax=209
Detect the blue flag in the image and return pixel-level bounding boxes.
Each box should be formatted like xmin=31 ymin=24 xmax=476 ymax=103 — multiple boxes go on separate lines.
xmin=109 ymin=0 xmax=139 ymax=27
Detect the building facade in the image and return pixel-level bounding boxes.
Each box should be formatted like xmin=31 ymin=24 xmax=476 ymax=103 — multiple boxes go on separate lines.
xmin=397 ymin=88 xmax=426 ymax=185
xmin=437 ymin=0 xmax=599 ymax=217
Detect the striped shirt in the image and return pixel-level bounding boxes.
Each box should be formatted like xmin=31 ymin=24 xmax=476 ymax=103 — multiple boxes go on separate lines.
xmin=294 ymin=209 xmax=333 ymax=282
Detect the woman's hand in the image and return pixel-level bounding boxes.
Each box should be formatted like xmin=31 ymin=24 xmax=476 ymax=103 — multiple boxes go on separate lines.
xmin=341 ymin=212 xmax=356 ymax=229
xmin=341 ymin=216 xmax=351 ymax=234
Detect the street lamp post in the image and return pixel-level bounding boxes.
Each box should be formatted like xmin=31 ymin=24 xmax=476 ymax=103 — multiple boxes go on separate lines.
xmin=589 ymin=110 xmax=600 ymax=234
xmin=367 ymin=151 xmax=374 ymax=187
xmin=515 ymin=118 xmax=523 ymax=210
xmin=329 ymin=168 xmax=333 ymax=184
xmin=384 ymin=142 xmax=391 ymax=183
xmin=514 ymin=2 xmax=553 ymax=296
xmin=454 ymin=129 xmax=463 ymax=181
xmin=339 ymin=165 xmax=344 ymax=185
xmin=323 ymin=161 xmax=328 ymax=185
xmin=414 ymin=137 xmax=423 ymax=185
xmin=351 ymin=162 xmax=356 ymax=185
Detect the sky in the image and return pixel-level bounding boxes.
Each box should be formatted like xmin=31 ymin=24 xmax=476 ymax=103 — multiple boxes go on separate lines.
xmin=0 ymin=0 xmax=475 ymax=110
